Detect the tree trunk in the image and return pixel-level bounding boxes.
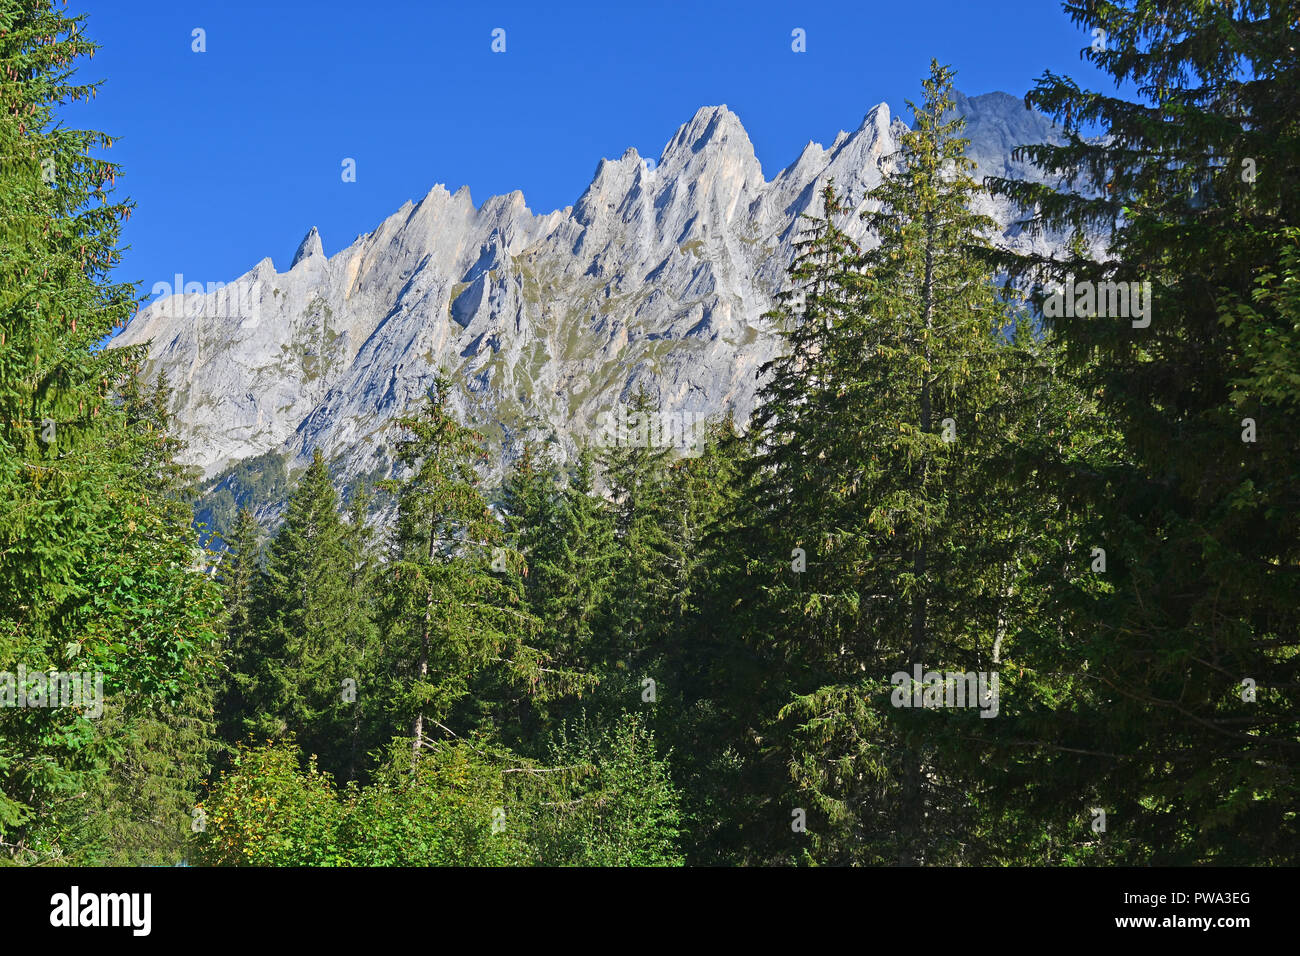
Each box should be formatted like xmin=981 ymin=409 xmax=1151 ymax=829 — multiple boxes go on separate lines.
xmin=412 ymin=512 xmax=436 ymax=762
xmin=900 ymin=200 xmax=937 ymax=867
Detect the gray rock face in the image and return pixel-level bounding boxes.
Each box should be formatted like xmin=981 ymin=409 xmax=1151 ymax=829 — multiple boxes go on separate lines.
xmin=290 ymin=226 xmax=324 ymax=269
xmin=113 ymin=92 xmax=1082 ymax=491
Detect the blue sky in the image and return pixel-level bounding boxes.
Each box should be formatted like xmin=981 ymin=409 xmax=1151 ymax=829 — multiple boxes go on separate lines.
xmin=67 ymin=1 xmax=1107 ymax=307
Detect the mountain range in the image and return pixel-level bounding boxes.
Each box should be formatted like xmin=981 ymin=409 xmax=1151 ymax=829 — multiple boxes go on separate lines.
xmin=113 ymin=90 xmax=1078 ymax=517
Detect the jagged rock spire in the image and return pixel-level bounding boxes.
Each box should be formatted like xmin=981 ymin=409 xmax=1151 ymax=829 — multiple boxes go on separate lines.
xmin=291 ymin=226 xmax=323 ymax=268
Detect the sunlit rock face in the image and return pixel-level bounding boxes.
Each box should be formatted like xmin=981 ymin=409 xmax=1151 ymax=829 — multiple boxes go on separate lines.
xmin=114 ymin=92 xmax=1082 ymax=493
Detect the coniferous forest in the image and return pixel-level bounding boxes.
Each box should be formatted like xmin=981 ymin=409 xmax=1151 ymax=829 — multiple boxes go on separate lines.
xmin=1 ymin=0 xmax=1298 ymax=871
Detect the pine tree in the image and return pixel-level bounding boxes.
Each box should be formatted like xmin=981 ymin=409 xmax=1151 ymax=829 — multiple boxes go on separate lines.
xmin=986 ymin=0 xmax=1300 ymax=863
xmin=215 ymin=506 xmax=260 ymax=704
xmin=499 ymin=438 xmax=603 ymax=746
xmin=337 ymin=485 xmax=381 ymax=782
xmin=0 ymin=3 xmax=219 ymax=858
xmin=377 ymin=378 xmax=573 ymax=758
xmin=743 ymin=63 xmax=1027 ymax=864
xmin=542 ymin=444 xmax=617 ymax=672
xmin=241 ymin=450 xmax=357 ymax=776
xmin=683 ymin=183 xmax=866 ymax=864
xmin=213 ymin=505 xmax=261 ymax=755
xmin=598 ymin=387 xmax=680 ymax=679
xmin=502 ymin=438 xmax=559 ymax=575
xmin=646 ymin=418 xmax=762 ymax=864
xmin=741 ymin=180 xmax=867 ymax=689
xmin=838 ymin=60 xmax=1012 ymax=864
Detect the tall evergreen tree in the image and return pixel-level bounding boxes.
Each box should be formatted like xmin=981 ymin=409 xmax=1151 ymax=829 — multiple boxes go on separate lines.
xmin=683 ymin=182 xmax=867 ymax=864
xmin=735 ymin=63 xmax=1032 ymax=864
xmin=214 ymin=505 xmax=261 ymax=746
xmin=647 ymin=418 xmax=760 ymax=864
xmin=0 ymin=2 xmax=219 ymax=858
xmin=540 ymin=444 xmax=617 ymax=674
xmin=240 ymin=450 xmax=359 ymax=777
xmin=337 ymin=485 xmax=381 ymax=782
xmin=598 ymin=387 xmax=680 ymax=679
xmin=821 ymin=61 xmax=1013 ymax=864
xmin=377 ymin=378 xmax=576 ymax=757
xmin=987 ymin=0 xmax=1300 ymax=863
xmin=499 ymin=437 xmax=603 ymax=746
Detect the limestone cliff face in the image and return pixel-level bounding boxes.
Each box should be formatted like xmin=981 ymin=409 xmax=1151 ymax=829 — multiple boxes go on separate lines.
xmin=113 ymin=92 xmax=1077 ymax=491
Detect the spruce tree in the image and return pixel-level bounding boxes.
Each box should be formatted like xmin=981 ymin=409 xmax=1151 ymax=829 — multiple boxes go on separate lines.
xmin=647 ymin=418 xmax=760 ymax=864
xmin=337 ymin=485 xmax=381 ymax=782
xmin=743 ymin=63 xmax=1028 ymax=864
xmin=598 ymin=387 xmax=680 ymax=679
xmin=0 ymin=2 xmax=219 ymax=858
xmin=240 ymin=449 xmax=360 ymax=778
xmin=987 ymin=0 xmax=1300 ymax=863
xmin=541 ymin=444 xmax=617 ymax=673
xmin=215 ymin=504 xmax=262 ymax=746
xmin=499 ymin=438 xmax=603 ymax=746
xmin=689 ymin=183 xmax=866 ymax=864
xmin=377 ymin=378 xmax=575 ymax=757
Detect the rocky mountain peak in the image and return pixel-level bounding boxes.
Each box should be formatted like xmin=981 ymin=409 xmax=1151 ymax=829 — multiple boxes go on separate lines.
xmin=115 ymin=91 xmax=1091 ymax=500
xmin=290 ymin=226 xmax=324 ymax=269
xmin=667 ymin=105 xmax=750 ymax=153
